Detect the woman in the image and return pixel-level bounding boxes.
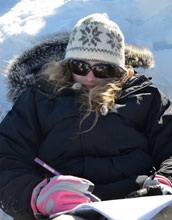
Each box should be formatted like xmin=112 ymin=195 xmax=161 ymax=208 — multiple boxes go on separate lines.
xmin=0 ymin=13 xmax=172 ymax=220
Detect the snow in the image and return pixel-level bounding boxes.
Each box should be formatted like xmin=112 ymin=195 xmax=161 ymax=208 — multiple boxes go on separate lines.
xmin=0 ymin=0 xmax=172 ymax=219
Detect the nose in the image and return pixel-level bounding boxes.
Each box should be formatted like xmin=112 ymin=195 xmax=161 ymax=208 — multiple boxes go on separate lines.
xmin=86 ymin=70 xmax=96 ymax=82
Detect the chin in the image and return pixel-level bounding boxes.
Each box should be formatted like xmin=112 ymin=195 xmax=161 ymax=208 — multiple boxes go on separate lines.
xmin=83 ymin=84 xmax=94 ymax=89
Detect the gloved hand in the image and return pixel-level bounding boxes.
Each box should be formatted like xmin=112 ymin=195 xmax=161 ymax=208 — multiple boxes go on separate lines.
xmin=31 ymin=175 xmax=97 ymax=220
xmin=127 ymin=175 xmax=172 ymax=198
xmin=143 ymin=174 xmax=172 ymax=195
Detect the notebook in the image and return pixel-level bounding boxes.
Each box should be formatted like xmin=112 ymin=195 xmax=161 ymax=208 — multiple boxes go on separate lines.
xmin=50 ymin=195 xmax=172 ymax=220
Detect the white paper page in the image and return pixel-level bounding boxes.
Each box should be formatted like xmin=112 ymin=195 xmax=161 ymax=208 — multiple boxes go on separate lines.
xmin=50 ymin=195 xmax=172 ymax=220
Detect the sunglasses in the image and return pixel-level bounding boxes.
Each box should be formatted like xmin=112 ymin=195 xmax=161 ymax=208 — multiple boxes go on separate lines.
xmin=68 ymin=59 xmax=127 ymax=79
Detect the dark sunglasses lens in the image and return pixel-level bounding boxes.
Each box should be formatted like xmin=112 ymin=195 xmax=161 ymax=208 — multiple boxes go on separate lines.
xmin=93 ymin=64 xmax=116 ymax=78
xmin=69 ymin=60 xmax=89 ymax=76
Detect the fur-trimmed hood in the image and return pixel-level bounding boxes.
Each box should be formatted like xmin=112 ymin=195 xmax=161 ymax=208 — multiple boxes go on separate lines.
xmin=5 ymin=32 xmax=155 ymax=103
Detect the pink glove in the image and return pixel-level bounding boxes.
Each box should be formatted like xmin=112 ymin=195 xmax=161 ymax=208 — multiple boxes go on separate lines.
xmin=31 ymin=175 xmax=96 ymax=219
xmin=143 ymin=174 xmax=172 ymax=194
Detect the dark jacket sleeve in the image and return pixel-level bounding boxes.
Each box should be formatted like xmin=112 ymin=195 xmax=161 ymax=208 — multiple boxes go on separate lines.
xmin=0 ymin=88 xmax=43 ymax=220
xmin=145 ymin=86 xmax=172 ymax=180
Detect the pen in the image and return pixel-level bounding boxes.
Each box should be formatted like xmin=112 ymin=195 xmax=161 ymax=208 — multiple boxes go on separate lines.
xmin=34 ymin=157 xmax=99 ymax=202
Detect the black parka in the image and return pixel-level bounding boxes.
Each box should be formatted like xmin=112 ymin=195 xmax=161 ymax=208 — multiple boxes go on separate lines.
xmin=1 ymin=73 xmax=172 ymax=220
xmin=0 ymin=33 xmax=172 ymax=220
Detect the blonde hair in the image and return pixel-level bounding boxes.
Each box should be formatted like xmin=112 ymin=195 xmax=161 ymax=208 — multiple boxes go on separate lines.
xmin=42 ymin=60 xmax=134 ymax=132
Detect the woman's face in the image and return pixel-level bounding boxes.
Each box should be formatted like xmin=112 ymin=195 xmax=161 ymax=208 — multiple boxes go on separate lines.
xmin=72 ymin=60 xmax=109 ymax=89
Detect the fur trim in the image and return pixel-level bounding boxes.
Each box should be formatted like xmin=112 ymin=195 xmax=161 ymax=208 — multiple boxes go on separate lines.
xmin=6 ymin=33 xmax=69 ymax=103
xmin=125 ymin=44 xmax=155 ymax=69
xmin=5 ymin=32 xmax=155 ymax=103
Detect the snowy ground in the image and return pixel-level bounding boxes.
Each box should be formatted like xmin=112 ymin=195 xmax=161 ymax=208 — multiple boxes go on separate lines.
xmin=0 ymin=0 xmax=172 ymax=219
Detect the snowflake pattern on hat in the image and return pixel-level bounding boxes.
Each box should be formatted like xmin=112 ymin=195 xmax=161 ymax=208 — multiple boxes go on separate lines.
xmin=106 ymin=31 xmax=122 ymax=51
xmin=79 ymin=24 xmax=102 ymax=46
xmin=65 ymin=13 xmax=125 ymax=70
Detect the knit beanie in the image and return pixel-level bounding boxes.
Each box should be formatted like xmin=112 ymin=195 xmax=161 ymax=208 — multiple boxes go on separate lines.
xmin=65 ymin=13 xmax=126 ymax=71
